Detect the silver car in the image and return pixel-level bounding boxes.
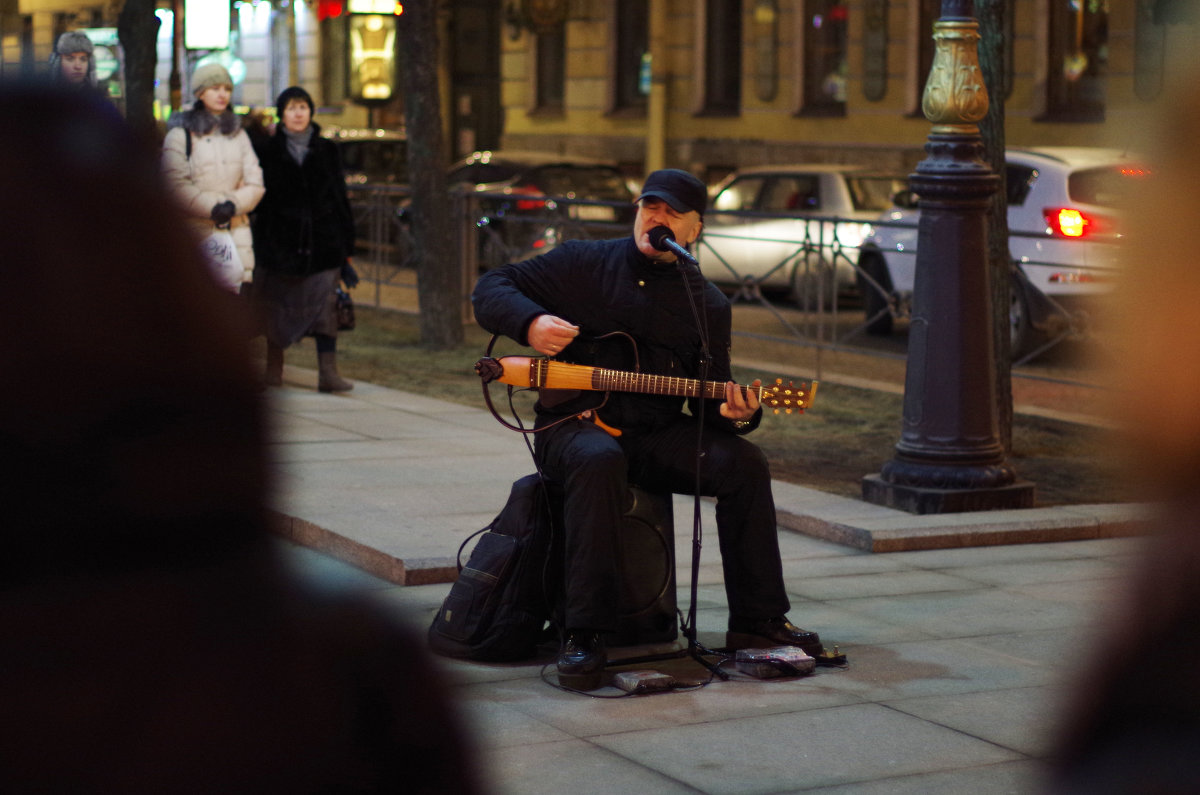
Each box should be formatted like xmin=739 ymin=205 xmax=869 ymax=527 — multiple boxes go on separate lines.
xmin=697 ymin=164 xmax=908 ymax=308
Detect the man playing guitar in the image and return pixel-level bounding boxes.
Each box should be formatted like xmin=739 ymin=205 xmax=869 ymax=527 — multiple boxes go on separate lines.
xmin=472 ymin=169 xmax=825 ymax=691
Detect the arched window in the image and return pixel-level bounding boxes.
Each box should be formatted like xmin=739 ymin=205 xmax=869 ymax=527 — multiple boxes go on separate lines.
xmin=697 ymin=0 xmax=743 ymax=116
xmin=799 ymin=0 xmax=847 ymax=116
xmin=611 ymin=0 xmax=648 ymax=114
xmin=1042 ymin=0 xmax=1108 ymax=122
xmin=533 ymin=23 xmax=565 ymax=115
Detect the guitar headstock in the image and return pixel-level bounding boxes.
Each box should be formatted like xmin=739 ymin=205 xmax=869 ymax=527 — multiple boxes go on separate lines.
xmin=761 ymin=379 xmax=817 ymax=415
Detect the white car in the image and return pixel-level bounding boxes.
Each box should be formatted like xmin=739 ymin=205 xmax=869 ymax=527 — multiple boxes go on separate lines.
xmin=697 ymin=165 xmax=908 ymax=308
xmin=857 ymin=147 xmax=1151 ymax=357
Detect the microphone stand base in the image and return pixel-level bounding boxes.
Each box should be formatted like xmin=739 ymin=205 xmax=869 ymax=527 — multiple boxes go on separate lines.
xmin=605 ymin=628 xmax=732 ymax=681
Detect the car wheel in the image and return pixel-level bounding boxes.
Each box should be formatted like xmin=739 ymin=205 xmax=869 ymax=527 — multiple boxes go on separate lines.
xmin=790 ymin=258 xmax=836 ymax=311
xmin=857 ymin=253 xmax=894 ymax=335
xmin=1009 ymin=274 xmax=1035 ymax=360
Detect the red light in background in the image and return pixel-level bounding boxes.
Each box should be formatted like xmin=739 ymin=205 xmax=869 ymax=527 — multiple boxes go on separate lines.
xmin=317 ymin=0 xmax=344 ymax=20
xmin=1049 ymin=272 xmax=1100 ymax=284
xmin=509 ymin=185 xmax=547 ymax=211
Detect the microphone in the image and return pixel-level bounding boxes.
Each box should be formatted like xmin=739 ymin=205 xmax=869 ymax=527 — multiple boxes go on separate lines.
xmin=647 ymin=225 xmax=698 ymax=267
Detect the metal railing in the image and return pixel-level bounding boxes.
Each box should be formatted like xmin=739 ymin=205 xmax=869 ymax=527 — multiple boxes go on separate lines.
xmin=696 ymin=208 xmax=881 ymax=348
xmin=344 ymin=184 xmax=1110 ymax=386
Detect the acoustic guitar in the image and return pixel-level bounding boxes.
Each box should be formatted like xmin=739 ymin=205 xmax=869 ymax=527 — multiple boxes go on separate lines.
xmin=478 ymin=355 xmax=816 ymax=436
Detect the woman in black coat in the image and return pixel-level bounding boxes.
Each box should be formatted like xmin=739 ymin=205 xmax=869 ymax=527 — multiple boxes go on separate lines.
xmin=253 ymin=86 xmax=357 ymax=392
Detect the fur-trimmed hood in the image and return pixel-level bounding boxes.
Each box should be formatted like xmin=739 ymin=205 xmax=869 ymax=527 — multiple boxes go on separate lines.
xmin=167 ymin=106 xmax=242 ymax=137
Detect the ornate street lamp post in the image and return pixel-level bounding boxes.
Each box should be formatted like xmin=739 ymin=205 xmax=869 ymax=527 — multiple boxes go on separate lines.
xmin=862 ymin=0 xmax=1034 ymax=514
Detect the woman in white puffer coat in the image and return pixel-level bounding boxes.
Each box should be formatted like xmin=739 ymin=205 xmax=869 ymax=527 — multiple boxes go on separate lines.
xmin=162 ymin=63 xmax=264 ymax=292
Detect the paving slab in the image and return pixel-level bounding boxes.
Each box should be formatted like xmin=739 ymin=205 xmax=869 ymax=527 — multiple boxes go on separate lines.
xmin=592 ymin=704 xmax=1023 ymax=794
xmin=263 ymin=373 xmax=1154 ymax=585
xmin=260 ymin=338 xmax=1151 ymax=795
xmin=882 ymin=684 xmax=1072 ymax=757
xmin=273 ymin=511 xmax=1138 ymax=795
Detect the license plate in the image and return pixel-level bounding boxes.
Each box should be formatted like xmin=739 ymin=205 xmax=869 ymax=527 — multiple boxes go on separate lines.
xmin=570 ymin=204 xmax=616 ymax=221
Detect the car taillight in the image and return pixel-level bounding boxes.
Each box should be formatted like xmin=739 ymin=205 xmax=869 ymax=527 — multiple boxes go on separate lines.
xmin=1043 ymin=207 xmax=1114 ymax=239
xmin=509 ymin=184 xmax=547 ymax=211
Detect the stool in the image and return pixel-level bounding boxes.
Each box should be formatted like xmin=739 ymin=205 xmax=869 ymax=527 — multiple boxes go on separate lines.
xmin=611 ymin=486 xmax=677 ymax=646
xmin=544 ymin=481 xmax=677 ymax=647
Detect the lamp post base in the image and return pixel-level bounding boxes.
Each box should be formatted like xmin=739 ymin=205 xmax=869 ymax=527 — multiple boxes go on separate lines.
xmin=862 ymin=474 xmax=1036 ymax=515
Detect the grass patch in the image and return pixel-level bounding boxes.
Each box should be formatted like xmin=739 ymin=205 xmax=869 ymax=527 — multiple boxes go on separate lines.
xmin=333 ymin=306 xmax=1130 ymax=507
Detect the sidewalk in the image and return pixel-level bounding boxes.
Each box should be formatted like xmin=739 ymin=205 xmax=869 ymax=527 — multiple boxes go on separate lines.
xmin=266 ymin=365 xmax=1154 ymax=794
xmin=265 ymin=363 xmax=1147 ymax=585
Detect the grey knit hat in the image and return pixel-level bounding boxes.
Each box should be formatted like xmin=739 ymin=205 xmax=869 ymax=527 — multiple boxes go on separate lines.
xmin=191 ymin=63 xmax=233 ymax=97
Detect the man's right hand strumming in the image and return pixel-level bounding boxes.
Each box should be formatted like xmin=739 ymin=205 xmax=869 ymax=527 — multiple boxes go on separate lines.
xmin=528 ymin=314 xmax=579 ymax=357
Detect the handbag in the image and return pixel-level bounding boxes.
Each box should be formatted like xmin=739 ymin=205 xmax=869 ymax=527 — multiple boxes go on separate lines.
xmin=335 ymin=287 xmax=356 ymax=331
xmin=199 ymin=227 xmax=244 ymax=294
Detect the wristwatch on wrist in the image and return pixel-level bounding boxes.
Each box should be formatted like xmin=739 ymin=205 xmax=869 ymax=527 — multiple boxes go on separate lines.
xmin=732 ymin=419 xmax=751 ymax=430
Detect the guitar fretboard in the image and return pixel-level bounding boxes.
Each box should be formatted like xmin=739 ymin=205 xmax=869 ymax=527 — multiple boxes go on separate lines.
xmin=589 ymin=366 xmax=757 ymax=400
xmin=525 ymin=358 xmax=758 ymax=400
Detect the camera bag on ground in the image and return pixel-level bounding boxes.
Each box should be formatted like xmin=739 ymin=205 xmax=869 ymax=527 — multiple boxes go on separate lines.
xmin=427 ymin=474 xmax=561 ymax=662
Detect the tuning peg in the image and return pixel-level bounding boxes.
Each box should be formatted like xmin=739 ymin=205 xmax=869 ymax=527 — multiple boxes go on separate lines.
xmin=765 ymin=378 xmax=812 ymax=415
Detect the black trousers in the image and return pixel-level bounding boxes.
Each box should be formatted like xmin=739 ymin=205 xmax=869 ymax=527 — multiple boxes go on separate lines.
xmin=534 ymin=414 xmax=791 ymax=632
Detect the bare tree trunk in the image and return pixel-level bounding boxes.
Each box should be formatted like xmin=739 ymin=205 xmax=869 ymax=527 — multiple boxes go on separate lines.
xmin=117 ymin=0 xmax=160 ymax=145
xmin=975 ymin=0 xmax=1012 ymax=452
xmin=399 ymin=1 xmax=462 ymax=348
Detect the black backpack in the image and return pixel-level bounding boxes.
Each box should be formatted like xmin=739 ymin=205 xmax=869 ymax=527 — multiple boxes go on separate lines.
xmin=427 ymin=474 xmax=561 ymax=662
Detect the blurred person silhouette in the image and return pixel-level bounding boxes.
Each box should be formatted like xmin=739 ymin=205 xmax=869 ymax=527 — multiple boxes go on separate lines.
xmin=251 ymin=86 xmax=358 ymax=392
xmin=162 ymin=63 xmax=264 ymax=293
xmin=0 ymin=84 xmax=482 ymax=794
xmin=1046 ymin=80 xmax=1200 ymax=794
xmin=242 ymin=105 xmax=275 ymax=151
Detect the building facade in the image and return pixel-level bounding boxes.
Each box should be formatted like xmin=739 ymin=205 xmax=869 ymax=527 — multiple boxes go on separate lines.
xmin=3 ymin=0 xmax=1198 ymax=178
xmin=495 ymin=0 xmax=1200 ymax=182
xmin=1 ymin=0 xmax=377 ymax=127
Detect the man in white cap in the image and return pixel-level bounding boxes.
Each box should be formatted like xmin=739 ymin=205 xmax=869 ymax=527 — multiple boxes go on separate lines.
xmin=471 ymin=168 xmax=826 ymax=691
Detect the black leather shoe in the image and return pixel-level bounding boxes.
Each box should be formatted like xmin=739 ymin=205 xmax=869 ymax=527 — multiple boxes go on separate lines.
xmin=726 ymin=616 xmax=824 ymax=656
xmin=556 ymin=630 xmax=606 ymax=691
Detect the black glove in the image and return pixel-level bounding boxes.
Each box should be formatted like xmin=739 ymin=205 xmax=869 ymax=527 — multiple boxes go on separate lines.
xmin=210 ymin=200 xmax=236 ymax=226
xmin=341 ymin=261 xmax=360 ymax=289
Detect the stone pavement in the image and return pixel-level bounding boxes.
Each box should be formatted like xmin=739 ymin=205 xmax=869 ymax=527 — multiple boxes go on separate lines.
xmin=265 ymin=362 xmax=1148 ymax=585
xmin=264 ymin=363 xmax=1156 ymax=794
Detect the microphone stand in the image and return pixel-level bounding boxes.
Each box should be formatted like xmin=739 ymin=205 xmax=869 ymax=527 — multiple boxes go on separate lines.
xmin=606 ymin=253 xmax=730 ymax=681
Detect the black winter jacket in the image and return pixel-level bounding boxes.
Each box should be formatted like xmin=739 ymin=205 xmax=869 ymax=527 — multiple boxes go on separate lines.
xmin=252 ymin=124 xmax=355 ymax=278
xmin=471 ymin=237 xmax=760 ymax=436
